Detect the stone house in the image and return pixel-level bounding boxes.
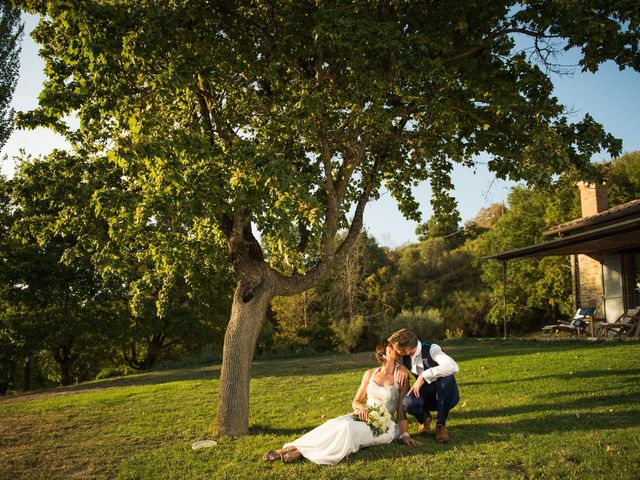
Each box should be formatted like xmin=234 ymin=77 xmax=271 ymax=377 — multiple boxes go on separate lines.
xmin=486 ymin=183 xmax=640 ymax=325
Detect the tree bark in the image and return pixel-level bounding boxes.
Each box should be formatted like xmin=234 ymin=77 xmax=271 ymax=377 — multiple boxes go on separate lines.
xmin=215 ymin=284 xmax=273 ymax=436
xmin=54 ymin=345 xmax=75 ymax=386
xmin=22 ymin=357 xmax=31 ymax=391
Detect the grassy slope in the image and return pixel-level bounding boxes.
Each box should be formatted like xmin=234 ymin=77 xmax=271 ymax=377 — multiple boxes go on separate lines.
xmin=1 ymin=340 xmax=639 ymax=480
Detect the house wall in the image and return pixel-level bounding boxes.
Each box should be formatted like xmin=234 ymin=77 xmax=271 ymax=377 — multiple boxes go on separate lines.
xmin=575 ymin=183 xmax=609 ymax=318
xmin=577 ymin=254 xmax=604 ymax=315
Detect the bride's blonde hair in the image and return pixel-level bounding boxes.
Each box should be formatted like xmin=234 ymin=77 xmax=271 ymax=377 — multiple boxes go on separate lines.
xmin=375 ymin=339 xmax=390 ymax=365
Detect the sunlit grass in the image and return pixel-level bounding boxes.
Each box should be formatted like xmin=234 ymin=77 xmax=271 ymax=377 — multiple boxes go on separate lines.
xmin=1 ymin=340 xmax=639 ymax=479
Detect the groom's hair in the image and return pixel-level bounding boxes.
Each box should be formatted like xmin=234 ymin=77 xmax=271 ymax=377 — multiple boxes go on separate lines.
xmin=388 ymin=329 xmax=418 ymax=350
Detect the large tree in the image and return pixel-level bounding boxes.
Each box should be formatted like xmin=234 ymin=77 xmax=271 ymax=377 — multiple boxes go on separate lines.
xmin=16 ymin=1 xmax=639 ymax=436
xmin=0 ymin=0 xmax=23 ymax=149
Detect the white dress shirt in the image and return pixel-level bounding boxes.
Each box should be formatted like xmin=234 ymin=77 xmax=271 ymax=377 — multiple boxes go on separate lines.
xmin=409 ymin=342 xmax=459 ymax=384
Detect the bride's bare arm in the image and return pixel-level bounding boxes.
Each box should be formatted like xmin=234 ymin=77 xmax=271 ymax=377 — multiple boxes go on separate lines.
xmin=352 ymin=369 xmax=374 ymax=422
xmin=396 ymin=384 xmax=421 ymax=446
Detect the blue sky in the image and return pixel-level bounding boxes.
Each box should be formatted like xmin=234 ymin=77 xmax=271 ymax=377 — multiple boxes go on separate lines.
xmin=2 ymin=14 xmax=639 ymax=248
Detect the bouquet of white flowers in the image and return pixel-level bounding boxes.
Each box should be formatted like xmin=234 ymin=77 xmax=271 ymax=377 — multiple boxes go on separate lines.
xmin=354 ymin=404 xmax=392 ymax=437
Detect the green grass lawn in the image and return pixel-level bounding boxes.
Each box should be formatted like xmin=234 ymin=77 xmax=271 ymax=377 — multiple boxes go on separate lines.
xmin=1 ymin=340 xmax=639 ymax=480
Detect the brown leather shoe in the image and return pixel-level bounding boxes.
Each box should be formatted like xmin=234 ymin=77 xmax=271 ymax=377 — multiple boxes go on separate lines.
xmin=435 ymin=424 xmax=449 ymax=443
xmin=417 ymin=416 xmax=432 ymax=435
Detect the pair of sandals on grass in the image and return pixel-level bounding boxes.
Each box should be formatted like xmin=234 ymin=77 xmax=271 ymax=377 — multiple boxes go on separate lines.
xmin=262 ymin=446 xmax=302 ymax=463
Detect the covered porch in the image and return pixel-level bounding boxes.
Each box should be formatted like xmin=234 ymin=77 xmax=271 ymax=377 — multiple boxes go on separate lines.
xmin=484 ymin=195 xmax=640 ymax=338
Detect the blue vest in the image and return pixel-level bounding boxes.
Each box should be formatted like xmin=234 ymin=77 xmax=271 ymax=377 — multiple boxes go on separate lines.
xmin=402 ymin=341 xmax=439 ymax=377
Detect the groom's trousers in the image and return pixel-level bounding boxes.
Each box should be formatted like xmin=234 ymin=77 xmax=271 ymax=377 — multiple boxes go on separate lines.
xmin=402 ymin=375 xmax=459 ymax=426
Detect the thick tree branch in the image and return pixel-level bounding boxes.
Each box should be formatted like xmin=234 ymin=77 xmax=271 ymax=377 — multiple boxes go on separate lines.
xmin=194 ymin=87 xmax=216 ymax=148
xmin=319 ymin=134 xmax=339 ymax=259
xmin=274 ymin=145 xmax=381 ymax=298
xmin=336 ymin=129 xmax=372 ymax=203
xmin=450 ymin=104 xmax=490 ymax=126
xmin=297 ymin=220 xmax=310 ymax=253
xmin=334 ymin=187 xmax=370 ymax=259
xmin=195 ymin=76 xmax=237 ymax=148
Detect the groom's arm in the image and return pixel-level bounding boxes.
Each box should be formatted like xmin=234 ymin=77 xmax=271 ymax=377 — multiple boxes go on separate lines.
xmin=421 ymin=344 xmax=459 ymax=384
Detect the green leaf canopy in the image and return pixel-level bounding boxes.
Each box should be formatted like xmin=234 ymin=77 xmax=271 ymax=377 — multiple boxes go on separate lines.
xmin=17 ymin=1 xmax=636 ymax=278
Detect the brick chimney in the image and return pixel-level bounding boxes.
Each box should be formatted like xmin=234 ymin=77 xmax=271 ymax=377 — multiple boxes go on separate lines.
xmin=577 ymin=181 xmax=608 ymax=217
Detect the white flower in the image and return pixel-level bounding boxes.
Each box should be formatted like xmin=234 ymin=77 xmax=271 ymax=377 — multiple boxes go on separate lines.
xmin=360 ymin=404 xmax=392 ymax=437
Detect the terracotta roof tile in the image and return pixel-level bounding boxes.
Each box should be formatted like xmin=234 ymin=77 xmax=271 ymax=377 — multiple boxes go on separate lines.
xmin=544 ymin=198 xmax=640 ymax=236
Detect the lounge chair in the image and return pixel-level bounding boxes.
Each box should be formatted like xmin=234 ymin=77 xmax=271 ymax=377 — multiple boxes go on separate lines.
xmin=596 ymin=307 xmax=640 ymax=338
xmin=540 ymin=307 xmax=596 ymax=339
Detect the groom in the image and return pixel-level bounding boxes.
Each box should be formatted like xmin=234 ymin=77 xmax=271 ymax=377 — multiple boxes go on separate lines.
xmin=389 ymin=329 xmax=460 ymax=443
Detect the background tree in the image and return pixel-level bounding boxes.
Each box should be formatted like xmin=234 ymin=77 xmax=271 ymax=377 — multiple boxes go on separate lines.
xmin=415 ymin=211 xmax=462 ymax=244
xmin=269 ymin=232 xmax=390 ymax=353
xmin=604 ymin=151 xmax=640 ymax=206
xmin=472 ymin=185 xmax=579 ymax=331
xmin=2 ymin=154 xmax=112 ymax=386
xmin=0 ymin=0 xmax=23 ymax=149
xmin=474 ymin=203 xmax=505 ymax=230
xmin=392 ymin=236 xmax=490 ymax=336
xmin=325 ymin=232 xmax=391 ymax=351
xmin=2 ymin=148 xmax=234 ymax=390
xmin=0 ymin=173 xmax=32 ymax=393
xmin=89 ymin=166 xmax=233 ymax=371
xmin=16 ymin=1 xmax=638 ymax=436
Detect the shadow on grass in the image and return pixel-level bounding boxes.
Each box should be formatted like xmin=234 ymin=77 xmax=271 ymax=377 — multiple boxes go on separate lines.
xmin=451 ymin=405 xmax=640 ymax=447
xmin=0 ymin=365 xmax=222 ymax=402
xmin=3 ymin=340 xmax=635 ymax=402
xmin=455 ymin=391 xmax=640 ymax=421
xmin=327 ymin=390 xmax=640 ymax=463
xmin=462 ymin=367 xmax=640 ymax=387
xmin=0 ymin=352 xmax=372 ymax=403
xmin=446 ymin=338 xmax=635 ymax=364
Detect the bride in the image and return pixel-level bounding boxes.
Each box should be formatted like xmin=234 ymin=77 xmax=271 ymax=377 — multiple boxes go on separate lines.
xmin=262 ymin=339 xmax=421 ymax=465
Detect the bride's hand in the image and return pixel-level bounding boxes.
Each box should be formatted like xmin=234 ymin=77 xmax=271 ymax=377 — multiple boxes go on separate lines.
xmin=395 ymin=368 xmax=409 ymax=387
xmin=357 ymin=408 xmax=368 ymax=422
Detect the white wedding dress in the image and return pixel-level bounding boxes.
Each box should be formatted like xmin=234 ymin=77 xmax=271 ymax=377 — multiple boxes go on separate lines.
xmin=282 ymin=368 xmax=400 ymax=465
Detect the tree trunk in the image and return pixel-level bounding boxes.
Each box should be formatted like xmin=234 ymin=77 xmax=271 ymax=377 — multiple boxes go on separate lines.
xmin=215 ymin=286 xmax=272 ymax=437
xmin=213 ymin=190 xmax=370 ymax=437
xmin=22 ymin=357 xmax=31 ymax=391
xmin=60 ymin=359 xmax=73 ymax=385
xmin=54 ymin=346 xmax=75 ymax=386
